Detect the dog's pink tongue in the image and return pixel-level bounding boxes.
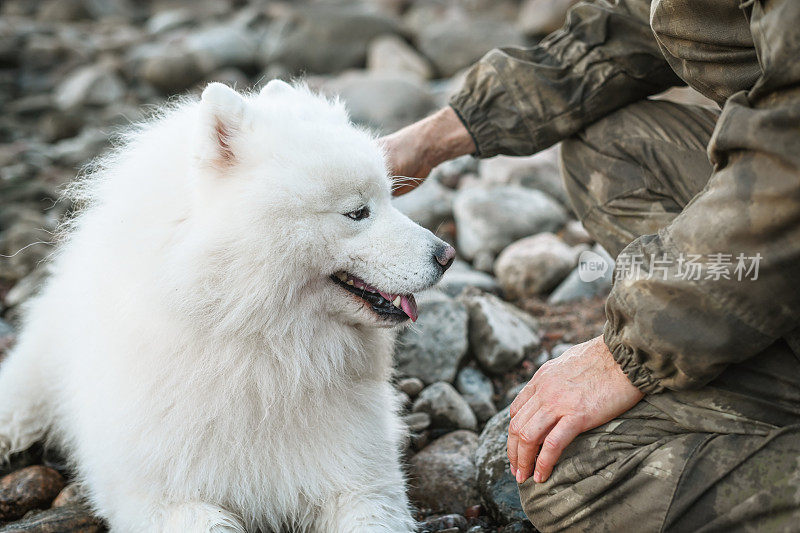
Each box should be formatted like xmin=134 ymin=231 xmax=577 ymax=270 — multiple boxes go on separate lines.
xmin=401 ymin=295 xmax=418 ymax=322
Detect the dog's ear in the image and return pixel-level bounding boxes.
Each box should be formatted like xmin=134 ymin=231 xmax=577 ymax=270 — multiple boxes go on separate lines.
xmin=259 ymin=79 xmax=293 ymax=98
xmin=199 ymin=82 xmax=246 ymax=170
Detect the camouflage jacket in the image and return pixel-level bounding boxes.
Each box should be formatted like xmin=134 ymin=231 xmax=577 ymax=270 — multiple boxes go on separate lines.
xmin=450 ymin=0 xmax=800 ymax=393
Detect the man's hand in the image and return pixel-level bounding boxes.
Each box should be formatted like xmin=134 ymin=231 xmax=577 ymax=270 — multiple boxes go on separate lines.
xmin=379 ymin=107 xmax=476 ymax=196
xmin=508 ymin=335 xmax=644 ymax=484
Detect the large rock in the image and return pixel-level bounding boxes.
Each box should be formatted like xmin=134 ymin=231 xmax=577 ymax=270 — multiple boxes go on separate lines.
xmin=394 ymin=292 xmax=468 ymax=384
xmin=455 ymin=367 xmax=497 ymax=424
xmin=475 ymin=407 xmax=527 ymax=523
xmin=453 ymin=186 xmax=567 ymax=263
xmin=431 ymin=155 xmax=480 ymax=189
xmin=55 ymin=63 xmax=125 ymax=110
xmin=436 ymin=260 xmax=501 ymax=298
xmin=0 ymin=504 xmax=105 ymax=532
xmin=494 ymin=233 xmax=578 ymax=299
xmin=459 ymin=290 xmax=541 ymax=374
xmin=183 ymin=23 xmax=259 ymax=73
xmin=456 ymin=367 xmax=494 ymax=401
xmin=367 ymin=34 xmax=433 ymax=80
xmin=0 ymin=466 xmax=65 ymax=522
xmin=508 ymin=167 xmax=569 ymax=207
xmin=478 ymin=148 xmax=559 ymax=183
xmin=322 ymin=71 xmax=436 ymax=133
xmin=52 ymin=483 xmax=87 ymax=508
xmin=136 ymin=46 xmax=205 ymax=94
xmin=490 ymin=149 xmax=570 ymax=207
xmin=392 ymin=174 xmax=454 ymax=231
xmin=262 ymin=7 xmax=399 ymax=74
xmin=409 ymin=430 xmax=480 ymax=514
xmin=548 ymin=244 xmax=614 ymax=304
xmin=417 ymin=17 xmax=526 ymax=77
xmin=412 ymin=382 xmax=477 ymax=431
xmin=133 ymin=23 xmax=257 ymax=95
xmin=561 ymin=219 xmax=593 ymax=246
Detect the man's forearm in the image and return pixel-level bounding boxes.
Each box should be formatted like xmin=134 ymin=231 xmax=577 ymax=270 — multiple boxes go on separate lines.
xmin=418 ymin=107 xmax=476 ymax=169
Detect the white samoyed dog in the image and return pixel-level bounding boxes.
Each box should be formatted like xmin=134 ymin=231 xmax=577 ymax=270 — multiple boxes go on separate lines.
xmin=0 ymin=81 xmax=455 ymax=532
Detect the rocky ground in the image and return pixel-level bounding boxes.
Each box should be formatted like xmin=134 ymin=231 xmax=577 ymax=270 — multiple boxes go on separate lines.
xmin=0 ymin=0 xmax=618 ymax=531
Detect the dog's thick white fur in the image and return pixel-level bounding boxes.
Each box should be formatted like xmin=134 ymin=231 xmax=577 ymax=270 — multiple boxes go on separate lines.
xmin=0 ymin=81 xmax=453 ymax=532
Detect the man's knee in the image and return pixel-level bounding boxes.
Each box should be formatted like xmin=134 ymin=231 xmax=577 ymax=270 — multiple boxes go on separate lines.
xmin=516 ymin=430 xmax=598 ymax=532
xmin=516 ymin=403 xmax=686 ymax=532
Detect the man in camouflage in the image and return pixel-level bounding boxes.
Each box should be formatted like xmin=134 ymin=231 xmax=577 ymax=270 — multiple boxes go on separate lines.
xmin=382 ymin=0 xmax=800 ymax=530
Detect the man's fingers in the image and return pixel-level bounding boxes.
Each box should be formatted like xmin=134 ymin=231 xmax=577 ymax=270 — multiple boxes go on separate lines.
xmin=507 ymin=388 xmax=541 ymax=471
xmin=515 ymin=413 xmax=557 ymax=483
xmin=533 ymin=417 xmax=583 ymax=484
xmin=507 ymin=429 xmax=519 ymax=476
xmin=509 ymin=381 xmax=536 ymax=419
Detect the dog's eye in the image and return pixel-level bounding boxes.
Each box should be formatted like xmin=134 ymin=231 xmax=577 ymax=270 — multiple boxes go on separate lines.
xmin=345 ymin=206 xmax=370 ymax=221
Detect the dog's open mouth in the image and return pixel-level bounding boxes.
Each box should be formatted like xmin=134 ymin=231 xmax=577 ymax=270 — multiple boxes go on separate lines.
xmin=330 ymin=272 xmax=418 ymax=322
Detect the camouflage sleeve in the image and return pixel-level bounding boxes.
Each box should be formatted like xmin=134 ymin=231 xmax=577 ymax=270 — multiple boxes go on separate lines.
xmin=449 ymin=0 xmax=682 ymax=158
xmin=604 ymin=0 xmax=800 ymax=393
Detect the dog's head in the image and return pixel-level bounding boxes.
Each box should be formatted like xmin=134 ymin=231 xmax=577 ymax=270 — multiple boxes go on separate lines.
xmin=189 ymin=81 xmax=454 ymax=328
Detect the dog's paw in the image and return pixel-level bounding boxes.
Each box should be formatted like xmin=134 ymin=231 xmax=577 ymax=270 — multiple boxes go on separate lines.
xmin=209 ymin=521 xmax=246 ymax=533
xmin=208 ymin=512 xmax=246 ymax=533
xmin=160 ymin=502 xmax=246 ymax=533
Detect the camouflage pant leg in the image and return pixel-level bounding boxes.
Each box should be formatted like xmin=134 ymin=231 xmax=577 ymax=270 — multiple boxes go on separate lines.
xmin=559 ymin=99 xmax=719 ymax=257
xmin=519 ymin=392 xmax=800 ymax=533
xmin=516 ymin=99 xmax=800 ymax=532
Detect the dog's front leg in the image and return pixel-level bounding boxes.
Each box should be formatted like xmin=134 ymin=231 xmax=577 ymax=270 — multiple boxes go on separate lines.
xmin=152 ymin=502 xmax=246 ymax=533
xmin=0 ymin=341 xmax=52 ymax=463
xmin=314 ymin=483 xmax=415 ymax=533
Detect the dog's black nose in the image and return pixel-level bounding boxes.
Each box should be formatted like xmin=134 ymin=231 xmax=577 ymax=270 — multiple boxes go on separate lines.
xmin=434 ymin=244 xmax=456 ymax=272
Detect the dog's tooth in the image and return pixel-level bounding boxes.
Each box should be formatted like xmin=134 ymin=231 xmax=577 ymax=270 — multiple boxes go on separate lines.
xmin=346 ymin=280 xmax=354 ymax=286
xmin=392 ymin=296 xmax=401 ymax=308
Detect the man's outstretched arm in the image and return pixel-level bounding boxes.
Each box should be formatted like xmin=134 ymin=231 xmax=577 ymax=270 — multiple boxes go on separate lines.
xmin=382 ymin=0 xmax=682 ymax=195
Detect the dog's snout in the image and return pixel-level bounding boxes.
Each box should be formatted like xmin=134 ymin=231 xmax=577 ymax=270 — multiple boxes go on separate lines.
xmin=434 ymin=244 xmax=456 ymax=272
